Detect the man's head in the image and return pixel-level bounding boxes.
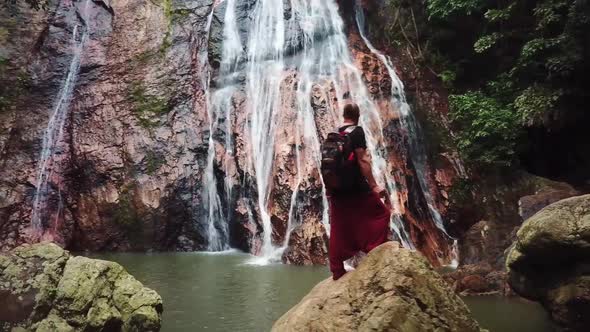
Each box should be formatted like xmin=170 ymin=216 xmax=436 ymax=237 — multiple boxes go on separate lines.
xmin=343 ymin=103 xmax=360 ymax=124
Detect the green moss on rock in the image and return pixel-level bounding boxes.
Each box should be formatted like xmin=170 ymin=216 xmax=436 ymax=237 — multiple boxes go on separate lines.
xmin=113 ymin=184 xmax=141 ymax=230
xmin=507 ymin=194 xmax=590 ymax=330
xmin=145 ymin=150 xmax=165 ymax=175
xmin=0 ymin=57 xmax=30 ymax=114
xmin=0 ymin=243 xmax=163 ymax=331
xmin=128 ymin=83 xmax=170 ymax=128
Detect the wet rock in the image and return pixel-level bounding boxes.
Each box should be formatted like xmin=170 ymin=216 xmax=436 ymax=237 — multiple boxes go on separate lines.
xmin=443 ymin=263 xmax=511 ymax=296
xmin=518 ymin=183 xmax=579 ymax=220
xmin=459 ymin=275 xmax=489 ymax=294
xmin=273 ymin=242 xmax=484 ymax=332
xmin=460 ymin=220 xmax=491 ymax=265
xmin=282 ymin=220 xmax=328 ymax=265
xmin=0 ymin=242 xmax=163 ymax=331
xmin=507 ymin=194 xmax=590 ymax=331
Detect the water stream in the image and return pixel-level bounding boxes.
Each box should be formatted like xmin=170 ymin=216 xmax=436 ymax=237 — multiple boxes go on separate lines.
xmin=354 ymin=2 xmax=449 ymax=237
xmin=30 ymin=0 xmax=91 ymax=239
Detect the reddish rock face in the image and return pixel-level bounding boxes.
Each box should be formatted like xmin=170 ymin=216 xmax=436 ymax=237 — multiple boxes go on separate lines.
xmin=0 ymin=0 xmax=214 ymax=251
xmin=345 ymin=30 xmax=457 ymax=265
xmin=459 ymin=275 xmax=489 ymax=294
xmin=0 ymin=0 xmax=461 ymax=267
xmin=282 ymin=220 xmax=329 ymax=265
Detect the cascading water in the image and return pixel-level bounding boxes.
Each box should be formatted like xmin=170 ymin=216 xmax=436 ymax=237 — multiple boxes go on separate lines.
xmin=202 ymin=0 xmax=243 ymax=251
xmin=244 ymin=0 xmax=286 ymax=259
xmin=30 ymin=0 xmax=91 ymax=240
xmin=277 ymin=0 xmax=414 ymax=250
xmin=206 ymin=0 xmax=467 ymax=260
xmin=354 ymin=3 xmax=451 ymax=238
xmin=279 ymin=0 xmax=414 ymax=253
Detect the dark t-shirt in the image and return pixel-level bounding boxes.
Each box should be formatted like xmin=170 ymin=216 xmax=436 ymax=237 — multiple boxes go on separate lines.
xmin=333 ymin=125 xmax=371 ymax=195
xmin=340 ymin=125 xmax=367 ymax=150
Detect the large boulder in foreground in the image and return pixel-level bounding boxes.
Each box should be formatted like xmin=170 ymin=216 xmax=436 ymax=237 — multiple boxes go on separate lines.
xmin=507 ymin=194 xmax=590 ymax=332
xmin=272 ymin=242 xmax=483 ymax=332
xmin=0 ymin=243 xmax=162 ymax=331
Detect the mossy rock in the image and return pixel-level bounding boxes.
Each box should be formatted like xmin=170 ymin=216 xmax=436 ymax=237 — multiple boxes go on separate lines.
xmin=273 ymin=242 xmax=485 ymax=332
xmin=507 ymin=195 xmax=590 ymax=331
xmin=0 ymin=243 xmax=163 ymax=331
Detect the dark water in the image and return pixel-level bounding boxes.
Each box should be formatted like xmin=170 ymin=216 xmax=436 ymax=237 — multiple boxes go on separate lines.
xmin=463 ymin=296 xmax=554 ymax=332
xmin=92 ymin=252 xmax=553 ymax=332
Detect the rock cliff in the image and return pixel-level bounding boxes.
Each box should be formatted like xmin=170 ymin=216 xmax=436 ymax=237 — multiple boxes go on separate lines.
xmin=0 ymin=242 xmax=163 ymax=331
xmin=0 ymin=0 xmax=461 ymax=265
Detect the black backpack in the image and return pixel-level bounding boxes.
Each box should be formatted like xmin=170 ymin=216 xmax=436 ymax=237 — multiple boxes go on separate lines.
xmin=321 ymin=126 xmax=358 ymax=192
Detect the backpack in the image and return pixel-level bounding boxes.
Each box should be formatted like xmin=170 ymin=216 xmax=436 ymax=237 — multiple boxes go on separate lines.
xmin=321 ymin=126 xmax=358 ymax=192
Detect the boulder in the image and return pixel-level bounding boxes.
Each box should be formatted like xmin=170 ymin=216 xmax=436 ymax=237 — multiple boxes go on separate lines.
xmin=507 ymin=194 xmax=590 ymax=332
xmin=0 ymin=243 xmax=163 ymax=331
xmin=272 ymin=242 xmax=484 ymax=332
xmin=444 ymin=263 xmax=512 ymax=296
xmin=282 ymin=221 xmax=328 ymax=265
xmin=518 ymin=184 xmax=579 ymax=221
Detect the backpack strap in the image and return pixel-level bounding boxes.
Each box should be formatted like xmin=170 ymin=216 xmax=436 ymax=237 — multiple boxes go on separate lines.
xmin=339 ymin=126 xmax=358 ymax=161
xmin=339 ymin=125 xmax=357 ymax=136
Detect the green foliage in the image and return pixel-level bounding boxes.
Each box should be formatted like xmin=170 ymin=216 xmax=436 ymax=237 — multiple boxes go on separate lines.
xmin=427 ymin=0 xmax=485 ymax=18
xmin=474 ymin=32 xmax=502 ymax=53
xmin=128 ymin=83 xmax=170 ymax=128
xmin=514 ymin=85 xmax=562 ymax=126
xmin=484 ymin=4 xmax=515 ymax=22
xmin=448 ymin=177 xmax=476 ymax=208
xmin=439 ymin=69 xmax=457 ymax=88
xmin=381 ymin=0 xmax=589 ymax=170
xmin=449 ymin=91 xmax=520 ymax=167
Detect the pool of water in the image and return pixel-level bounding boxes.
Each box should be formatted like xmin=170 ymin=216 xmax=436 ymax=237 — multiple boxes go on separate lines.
xmin=91 ymin=252 xmax=553 ymax=332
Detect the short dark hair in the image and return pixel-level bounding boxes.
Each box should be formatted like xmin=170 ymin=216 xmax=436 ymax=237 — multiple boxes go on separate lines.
xmin=343 ymin=103 xmax=360 ymax=122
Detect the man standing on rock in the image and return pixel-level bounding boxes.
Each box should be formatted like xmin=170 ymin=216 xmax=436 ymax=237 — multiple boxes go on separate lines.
xmin=324 ymin=103 xmax=391 ymax=280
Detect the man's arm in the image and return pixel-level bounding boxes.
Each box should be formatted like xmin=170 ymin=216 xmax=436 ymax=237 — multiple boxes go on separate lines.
xmin=355 ymin=147 xmax=379 ymax=191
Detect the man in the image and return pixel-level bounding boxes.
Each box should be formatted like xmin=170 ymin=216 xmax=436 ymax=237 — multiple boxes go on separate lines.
xmin=328 ymin=103 xmax=391 ymax=280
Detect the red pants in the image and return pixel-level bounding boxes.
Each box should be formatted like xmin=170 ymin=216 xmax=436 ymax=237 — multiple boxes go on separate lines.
xmin=328 ymin=192 xmax=390 ymax=279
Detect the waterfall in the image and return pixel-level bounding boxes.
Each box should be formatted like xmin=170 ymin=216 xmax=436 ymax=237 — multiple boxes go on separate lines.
xmin=354 ymin=3 xmax=451 ymax=238
xmin=30 ymin=0 xmax=91 ymax=239
xmin=275 ymin=0 xmax=413 ymax=250
xmin=244 ymin=0 xmax=286 ymax=259
xmin=206 ymin=0 xmax=433 ymax=260
xmin=449 ymin=239 xmax=459 ymax=268
xmin=202 ymin=0 xmax=241 ymax=251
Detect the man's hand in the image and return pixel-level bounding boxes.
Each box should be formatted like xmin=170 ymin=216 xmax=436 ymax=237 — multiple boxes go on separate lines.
xmin=371 ymin=185 xmax=386 ymax=196
xmin=372 ymin=185 xmax=392 ymax=210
